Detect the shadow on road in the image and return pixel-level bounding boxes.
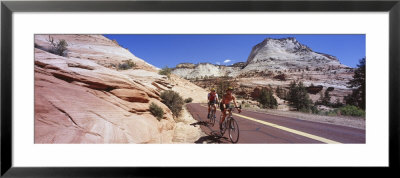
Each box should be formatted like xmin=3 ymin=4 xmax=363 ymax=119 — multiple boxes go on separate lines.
xmin=190 ymin=121 xmax=210 ymax=127
xmin=194 ymin=131 xmax=228 ymax=144
xmin=189 ymin=112 xmax=229 ymax=144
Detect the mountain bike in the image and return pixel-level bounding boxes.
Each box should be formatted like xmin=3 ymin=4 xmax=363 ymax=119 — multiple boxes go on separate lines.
xmin=209 ymin=104 xmax=217 ymax=127
xmin=220 ymin=105 xmax=241 ymax=143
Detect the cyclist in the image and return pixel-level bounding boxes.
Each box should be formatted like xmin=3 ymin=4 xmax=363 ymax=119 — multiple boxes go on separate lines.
xmin=207 ymin=88 xmax=219 ymax=119
xmin=219 ymin=86 xmax=241 ymax=130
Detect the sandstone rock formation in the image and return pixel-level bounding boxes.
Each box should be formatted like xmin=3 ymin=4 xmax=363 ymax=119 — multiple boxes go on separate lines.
xmin=34 ymin=35 xmax=206 ymax=144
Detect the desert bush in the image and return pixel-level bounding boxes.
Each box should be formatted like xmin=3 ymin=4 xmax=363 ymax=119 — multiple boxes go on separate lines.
xmin=311 ymin=106 xmax=320 ymax=114
xmin=118 ymin=59 xmax=137 ymax=70
xmin=184 ymin=97 xmax=193 ymax=103
xmin=159 ymin=66 xmax=172 ymax=78
xmin=149 ymin=102 xmax=164 ymax=121
xmin=311 ymin=106 xmax=343 ymax=116
xmin=160 ymin=90 xmax=184 ymax=117
xmin=47 ymin=36 xmax=69 ymax=57
xmin=339 ymin=105 xmax=365 ymax=117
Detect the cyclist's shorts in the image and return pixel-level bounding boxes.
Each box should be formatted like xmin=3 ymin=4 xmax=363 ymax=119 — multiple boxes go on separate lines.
xmin=220 ymin=103 xmax=230 ymax=111
xmin=208 ymin=100 xmax=217 ymax=106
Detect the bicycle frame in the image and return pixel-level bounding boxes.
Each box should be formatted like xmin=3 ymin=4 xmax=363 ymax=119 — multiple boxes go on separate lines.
xmin=221 ymin=106 xmax=237 ymax=122
xmin=220 ymin=105 xmax=241 ymax=143
xmin=209 ymin=104 xmax=217 ymax=126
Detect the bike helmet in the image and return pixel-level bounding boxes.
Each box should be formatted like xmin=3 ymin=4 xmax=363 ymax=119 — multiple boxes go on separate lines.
xmin=211 ymin=88 xmax=216 ymax=91
xmin=227 ymin=86 xmax=234 ymax=91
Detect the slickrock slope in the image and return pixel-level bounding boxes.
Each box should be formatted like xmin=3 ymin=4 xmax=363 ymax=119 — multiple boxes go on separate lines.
xmin=34 ymin=35 xmax=206 ymax=143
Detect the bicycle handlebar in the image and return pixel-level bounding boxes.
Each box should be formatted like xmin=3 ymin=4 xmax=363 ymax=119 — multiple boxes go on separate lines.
xmin=228 ymin=105 xmax=242 ymax=111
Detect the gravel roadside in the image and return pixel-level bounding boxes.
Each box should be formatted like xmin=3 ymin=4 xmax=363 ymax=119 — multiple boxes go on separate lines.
xmin=172 ymin=104 xmax=207 ymax=143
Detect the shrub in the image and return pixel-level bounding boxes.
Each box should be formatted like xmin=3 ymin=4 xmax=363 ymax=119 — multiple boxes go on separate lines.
xmin=331 ymin=98 xmax=344 ymax=108
xmin=299 ymin=108 xmax=311 ymax=113
xmin=160 ymin=90 xmax=184 ymax=117
xmin=258 ymin=88 xmax=278 ymax=109
xmin=117 ymin=59 xmax=137 ymax=70
xmin=159 ymin=66 xmax=172 ymax=78
xmin=184 ymin=97 xmax=193 ymax=103
xmin=339 ymin=105 xmax=365 ymax=117
xmin=326 ymin=109 xmax=339 ymax=116
xmin=311 ymin=106 xmax=320 ymax=114
xmin=149 ymin=102 xmax=164 ymax=121
xmin=47 ymin=35 xmax=69 ymax=57
xmin=273 ymin=74 xmax=286 ymax=81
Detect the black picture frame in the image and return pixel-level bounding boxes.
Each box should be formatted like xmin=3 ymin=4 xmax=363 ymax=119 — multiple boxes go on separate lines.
xmin=1 ymin=0 xmax=399 ymax=177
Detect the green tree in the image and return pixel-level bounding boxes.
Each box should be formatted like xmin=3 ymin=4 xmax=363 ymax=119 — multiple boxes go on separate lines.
xmin=318 ymin=89 xmax=331 ymax=106
xmin=258 ymin=88 xmax=278 ymax=109
xmin=287 ymin=81 xmax=297 ymax=104
xmin=287 ymin=81 xmax=313 ymax=112
xmin=324 ymin=90 xmax=331 ymax=105
xmin=345 ymin=58 xmax=366 ymax=110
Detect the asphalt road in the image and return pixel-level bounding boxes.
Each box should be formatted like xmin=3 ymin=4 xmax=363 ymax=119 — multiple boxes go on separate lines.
xmin=186 ymin=103 xmax=365 ymax=144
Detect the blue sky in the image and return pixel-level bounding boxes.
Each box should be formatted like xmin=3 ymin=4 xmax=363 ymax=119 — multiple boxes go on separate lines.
xmin=103 ymin=34 xmax=365 ymax=68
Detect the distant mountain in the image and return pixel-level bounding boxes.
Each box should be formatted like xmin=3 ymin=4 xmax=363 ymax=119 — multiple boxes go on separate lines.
xmin=242 ymin=37 xmax=348 ymax=73
xmin=172 ymin=37 xmax=351 ymax=79
xmin=171 ymin=37 xmax=355 ymax=104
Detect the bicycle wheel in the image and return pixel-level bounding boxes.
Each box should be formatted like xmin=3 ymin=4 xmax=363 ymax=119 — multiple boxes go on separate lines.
xmin=210 ymin=109 xmax=216 ymax=126
xmin=228 ymin=118 xmax=240 ymax=143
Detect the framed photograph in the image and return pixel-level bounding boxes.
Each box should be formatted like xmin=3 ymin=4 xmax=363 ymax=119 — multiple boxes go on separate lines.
xmin=2 ymin=0 xmax=399 ymax=177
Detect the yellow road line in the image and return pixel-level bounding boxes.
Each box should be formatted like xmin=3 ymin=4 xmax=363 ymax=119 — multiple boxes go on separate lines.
xmin=232 ymin=113 xmax=342 ymax=144
xmin=200 ymin=104 xmax=341 ymax=144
